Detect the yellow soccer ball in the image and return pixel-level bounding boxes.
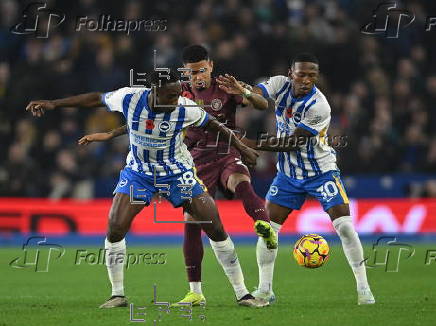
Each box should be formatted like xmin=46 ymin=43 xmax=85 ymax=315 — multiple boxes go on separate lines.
xmin=293 ymin=234 xmax=330 ymax=268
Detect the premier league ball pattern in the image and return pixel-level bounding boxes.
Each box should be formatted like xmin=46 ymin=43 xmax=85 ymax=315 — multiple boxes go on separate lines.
xmin=293 ymin=234 xmax=330 ymax=268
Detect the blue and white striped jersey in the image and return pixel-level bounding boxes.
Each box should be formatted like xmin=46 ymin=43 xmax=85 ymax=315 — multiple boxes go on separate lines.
xmin=257 ymin=76 xmax=338 ymax=180
xmin=102 ymin=87 xmax=210 ymax=176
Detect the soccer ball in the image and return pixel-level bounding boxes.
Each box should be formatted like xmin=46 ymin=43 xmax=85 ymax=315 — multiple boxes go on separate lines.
xmin=293 ymin=234 xmax=330 ymax=268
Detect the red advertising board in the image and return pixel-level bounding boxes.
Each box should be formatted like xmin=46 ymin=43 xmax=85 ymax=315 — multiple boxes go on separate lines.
xmin=0 ymin=198 xmax=435 ymax=234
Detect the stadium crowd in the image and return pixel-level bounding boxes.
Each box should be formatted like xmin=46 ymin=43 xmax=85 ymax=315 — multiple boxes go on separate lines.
xmin=1 ymin=0 xmax=435 ymax=198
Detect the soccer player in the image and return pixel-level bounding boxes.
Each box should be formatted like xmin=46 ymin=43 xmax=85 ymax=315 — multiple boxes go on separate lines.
xmin=174 ymin=44 xmax=277 ymax=306
xmin=77 ymin=45 xmax=278 ymax=307
xmin=218 ymin=53 xmax=375 ymax=305
xmin=25 ymin=71 xmax=269 ymax=308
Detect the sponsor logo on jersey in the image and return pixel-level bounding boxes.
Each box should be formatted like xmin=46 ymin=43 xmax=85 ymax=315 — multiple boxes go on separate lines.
xmin=118 ymin=179 xmax=128 ymax=187
xmin=132 ymin=134 xmax=167 ymax=148
xmin=211 ymin=98 xmax=223 ymax=111
xmin=158 ymin=121 xmax=172 ymax=133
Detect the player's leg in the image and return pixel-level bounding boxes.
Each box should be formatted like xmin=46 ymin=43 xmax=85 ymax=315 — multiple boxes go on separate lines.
xmin=222 ymin=157 xmax=277 ymax=249
xmin=173 ymin=210 xmax=206 ymax=306
xmin=184 ymin=192 xmax=268 ymax=307
xmin=166 ymin=169 xmax=266 ymax=307
xmin=100 ymin=168 xmax=152 ymax=308
xmin=175 ymin=168 xmax=218 ymax=306
xmin=100 ymin=193 xmax=146 ymax=308
xmin=328 ymin=204 xmax=375 ymax=304
xmin=227 ymin=172 xmax=277 ymax=249
xmin=183 ymin=211 xmax=203 ymax=291
xmin=253 ymin=201 xmax=292 ymax=302
xmin=253 ymin=173 xmax=305 ymax=302
xmin=309 ymin=171 xmax=374 ymax=305
xmin=227 ymin=172 xmax=269 ymax=223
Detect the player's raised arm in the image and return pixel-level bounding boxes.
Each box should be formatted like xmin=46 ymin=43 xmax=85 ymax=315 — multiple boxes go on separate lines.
xmin=251 ymin=86 xmax=276 ymax=111
xmin=78 ymin=124 xmax=128 ymax=145
xmin=26 ymin=92 xmax=103 ymax=117
xmin=216 ymin=74 xmax=268 ymax=110
xmin=251 ymin=75 xmax=290 ymax=111
xmin=204 ymin=119 xmax=259 ymax=168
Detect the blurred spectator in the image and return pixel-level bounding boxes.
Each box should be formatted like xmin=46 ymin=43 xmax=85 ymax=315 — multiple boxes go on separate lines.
xmin=1 ymin=0 xmax=435 ymax=198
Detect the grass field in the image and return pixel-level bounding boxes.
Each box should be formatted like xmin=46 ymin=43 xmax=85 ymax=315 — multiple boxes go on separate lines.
xmin=1 ymin=242 xmax=435 ymax=326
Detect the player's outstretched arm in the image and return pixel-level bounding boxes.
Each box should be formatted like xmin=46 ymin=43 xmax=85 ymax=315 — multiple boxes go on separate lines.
xmin=242 ymin=127 xmax=313 ymax=152
xmin=78 ymin=125 xmax=128 ymax=145
xmin=204 ymin=119 xmax=259 ymax=168
xmin=216 ymin=74 xmax=268 ymax=110
xmin=26 ymin=92 xmax=103 ymax=117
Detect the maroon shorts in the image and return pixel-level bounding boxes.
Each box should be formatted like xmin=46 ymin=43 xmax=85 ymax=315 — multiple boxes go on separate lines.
xmin=194 ymin=153 xmax=250 ymax=198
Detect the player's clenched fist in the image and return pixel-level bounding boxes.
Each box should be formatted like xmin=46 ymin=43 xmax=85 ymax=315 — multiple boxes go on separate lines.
xmin=25 ymin=100 xmax=56 ymax=117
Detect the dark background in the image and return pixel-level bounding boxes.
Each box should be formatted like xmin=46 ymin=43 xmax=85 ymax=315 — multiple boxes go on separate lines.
xmin=1 ymin=0 xmax=436 ymax=199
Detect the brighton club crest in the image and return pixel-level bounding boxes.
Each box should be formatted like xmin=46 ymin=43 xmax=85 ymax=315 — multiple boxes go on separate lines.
xmin=158 ymin=121 xmax=172 ymax=133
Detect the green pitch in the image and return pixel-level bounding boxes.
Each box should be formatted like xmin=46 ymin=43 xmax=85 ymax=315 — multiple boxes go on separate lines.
xmin=1 ymin=243 xmax=435 ymax=326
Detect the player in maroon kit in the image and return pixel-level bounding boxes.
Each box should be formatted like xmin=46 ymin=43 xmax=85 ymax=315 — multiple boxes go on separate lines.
xmin=174 ymin=45 xmax=277 ymax=305
xmin=78 ymin=45 xmax=277 ymax=306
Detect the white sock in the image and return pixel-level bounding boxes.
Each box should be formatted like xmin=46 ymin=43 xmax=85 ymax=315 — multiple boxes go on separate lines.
xmin=105 ymin=238 xmax=126 ymax=296
xmin=209 ymin=236 xmax=248 ymax=300
xmin=333 ymin=216 xmax=370 ymax=290
xmin=189 ymin=282 xmax=202 ymax=294
xmin=256 ymin=221 xmax=281 ymax=293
